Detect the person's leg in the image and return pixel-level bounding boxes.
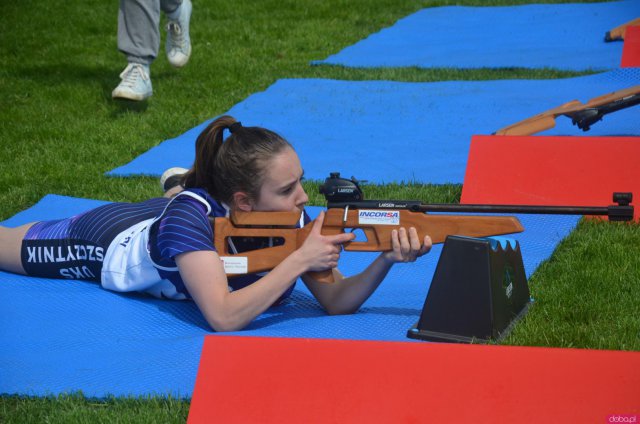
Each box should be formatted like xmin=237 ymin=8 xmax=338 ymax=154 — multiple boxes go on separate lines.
xmin=163 ymin=0 xmax=192 ymax=68
xmin=113 ymin=0 xmax=159 ymax=100
xmin=0 ymin=223 xmax=35 ymax=275
xmin=117 ymin=0 xmax=162 ymax=65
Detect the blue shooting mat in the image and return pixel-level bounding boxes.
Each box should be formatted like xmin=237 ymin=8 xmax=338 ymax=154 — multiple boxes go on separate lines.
xmin=313 ymin=1 xmax=638 ymax=70
xmin=107 ymin=69 xmax=640 ymax=184
xmin=0 ymin=195 xmax=579 ymax=397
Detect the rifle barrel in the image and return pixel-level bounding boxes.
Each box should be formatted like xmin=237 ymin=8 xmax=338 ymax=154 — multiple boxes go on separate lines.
xmin=327 ymin=199 xmax=634 ymax=221
xmin=415 ymin=204 xmax=621 ymax=217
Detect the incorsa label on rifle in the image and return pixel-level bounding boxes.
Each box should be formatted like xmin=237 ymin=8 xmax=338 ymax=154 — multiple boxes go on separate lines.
xmin=358 ymin=210 xmax=400 ymax=226
xmin=220 ymin=256 xmax=248 ymax=274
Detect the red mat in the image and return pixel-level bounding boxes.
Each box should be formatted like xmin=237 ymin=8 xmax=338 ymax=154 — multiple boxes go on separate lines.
xmin=622 ymin=25 xmax=640 ymax=68
xmin=461 ymin=135 xmax=640 ymax=221
xmin=188 ymin=336 xmax=640 ymax=423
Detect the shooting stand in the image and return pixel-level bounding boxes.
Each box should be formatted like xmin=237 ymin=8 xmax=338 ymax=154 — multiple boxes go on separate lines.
xmin=408 ymin=235 xmax=531 ymax=343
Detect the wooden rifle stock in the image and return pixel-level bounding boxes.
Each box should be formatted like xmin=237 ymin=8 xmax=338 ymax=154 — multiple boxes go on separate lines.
xmin=211 ymin=209 xmax=524 ymax=284
xmin=494 ymin=85 xmax=640 ymax=136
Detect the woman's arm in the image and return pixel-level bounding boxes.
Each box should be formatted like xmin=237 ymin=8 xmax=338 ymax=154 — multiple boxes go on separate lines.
xmin=177 ymin=211 xmax=355 ymax=332
xmin=302 ymin=227 xmax=432 ymax=315
xmin=176 ymin=250 xmax=301 ymax=332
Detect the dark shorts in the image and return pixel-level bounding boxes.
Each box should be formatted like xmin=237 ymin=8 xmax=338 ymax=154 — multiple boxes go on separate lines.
xmin=21 ymin=231 xmax=104 ymax=281
xmin=20 ymin=198 xmax=168 ymax=281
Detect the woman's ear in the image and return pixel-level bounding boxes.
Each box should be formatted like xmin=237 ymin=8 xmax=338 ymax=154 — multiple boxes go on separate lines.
xmin=232 ymin=192 xmax=254 ymax=212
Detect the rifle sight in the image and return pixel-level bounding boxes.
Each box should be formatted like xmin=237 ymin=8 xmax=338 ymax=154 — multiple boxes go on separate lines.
xmin=319 ymin=172 xmax=365 ymax=203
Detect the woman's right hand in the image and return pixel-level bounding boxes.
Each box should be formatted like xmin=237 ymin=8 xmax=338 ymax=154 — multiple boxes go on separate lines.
xmin=295 ymin=211 xmax=355 ymax=272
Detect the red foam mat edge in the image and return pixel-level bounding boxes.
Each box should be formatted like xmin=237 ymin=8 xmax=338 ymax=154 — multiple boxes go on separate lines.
xmin=622 ymin=25 xmax=640 ymax=68
xmin=461 ymin=135 xmax=639 ymax=221
xmin=188 ymin=336 xmax=640 ymax=423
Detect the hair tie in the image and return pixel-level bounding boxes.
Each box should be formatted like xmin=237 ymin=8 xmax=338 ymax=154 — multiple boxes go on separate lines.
xmin=229 ymin=122 xmax=243 ymax=134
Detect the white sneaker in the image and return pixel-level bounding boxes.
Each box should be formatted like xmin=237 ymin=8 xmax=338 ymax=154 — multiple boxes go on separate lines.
xmin=160 ymin=167 xmax=189 ymax=193
xmin=166 ymin=0 xmax=192 ymax=68
xmin=112 ymin=63 xmax=152 ymax=101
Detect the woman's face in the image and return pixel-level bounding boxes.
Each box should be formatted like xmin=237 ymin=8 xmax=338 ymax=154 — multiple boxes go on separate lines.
xmin=253 ymin=147 xmax=308 ymax=213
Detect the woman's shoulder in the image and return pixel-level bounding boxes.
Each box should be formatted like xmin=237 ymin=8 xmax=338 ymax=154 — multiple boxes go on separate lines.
xmin=169 ymin=188 xmax=228 ymax=218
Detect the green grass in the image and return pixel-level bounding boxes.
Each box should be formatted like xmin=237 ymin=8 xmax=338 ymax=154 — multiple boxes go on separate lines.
xmin=503 ymin=219 xmax=640 ymax=350
xmin=1 ymin=0 xmax=638 ymax=420
xmin=1 ymin=393 xmax=189 ymax=424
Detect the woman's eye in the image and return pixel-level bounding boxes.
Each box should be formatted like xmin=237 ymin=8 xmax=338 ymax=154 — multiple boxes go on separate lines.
xmin=281 ymin=176 xmax=303 ymax=195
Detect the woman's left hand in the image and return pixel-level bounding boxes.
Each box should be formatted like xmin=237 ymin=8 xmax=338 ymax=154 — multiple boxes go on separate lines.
xmin=383 ymin=227 xmax=432 ymax=264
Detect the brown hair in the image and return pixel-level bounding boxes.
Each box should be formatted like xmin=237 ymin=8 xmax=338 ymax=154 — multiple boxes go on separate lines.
xmin=182 ymin=115 xmax=293 ymax=205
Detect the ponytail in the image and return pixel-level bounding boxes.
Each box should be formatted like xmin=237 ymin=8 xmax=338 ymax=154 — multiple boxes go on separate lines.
xmin=182 ymin=115 xmax=292 ymax=205
xmin=182 ymin=115 xmax=237 ymax=198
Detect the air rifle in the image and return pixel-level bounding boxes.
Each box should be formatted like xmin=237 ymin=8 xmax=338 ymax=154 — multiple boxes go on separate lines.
xmin=211 ymin=204 xmax=523 ymax=284
xmin=604 ymin=17 xmax=640 ymax=42
xmin=211 ymin=173 xmax=633 ymax=283
xmin=494 ymin=85 xmax=640 ymax=136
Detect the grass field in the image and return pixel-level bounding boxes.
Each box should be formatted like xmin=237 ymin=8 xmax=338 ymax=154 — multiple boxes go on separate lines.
xmin=1 ymin=0 xmax=638 ymax=421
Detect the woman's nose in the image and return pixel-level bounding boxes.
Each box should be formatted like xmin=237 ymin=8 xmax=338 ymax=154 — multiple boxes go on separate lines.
xmin=297 ymin=185 xmax=309 ymax=205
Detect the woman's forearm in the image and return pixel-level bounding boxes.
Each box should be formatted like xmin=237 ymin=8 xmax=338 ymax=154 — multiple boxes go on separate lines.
xmin=303 ymin=230 xmax=432 ymax=315
xmin=178 ymin=250 xmax=309 ymax=332
xmin=303 ymin=253 xmax=396 ymax=315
